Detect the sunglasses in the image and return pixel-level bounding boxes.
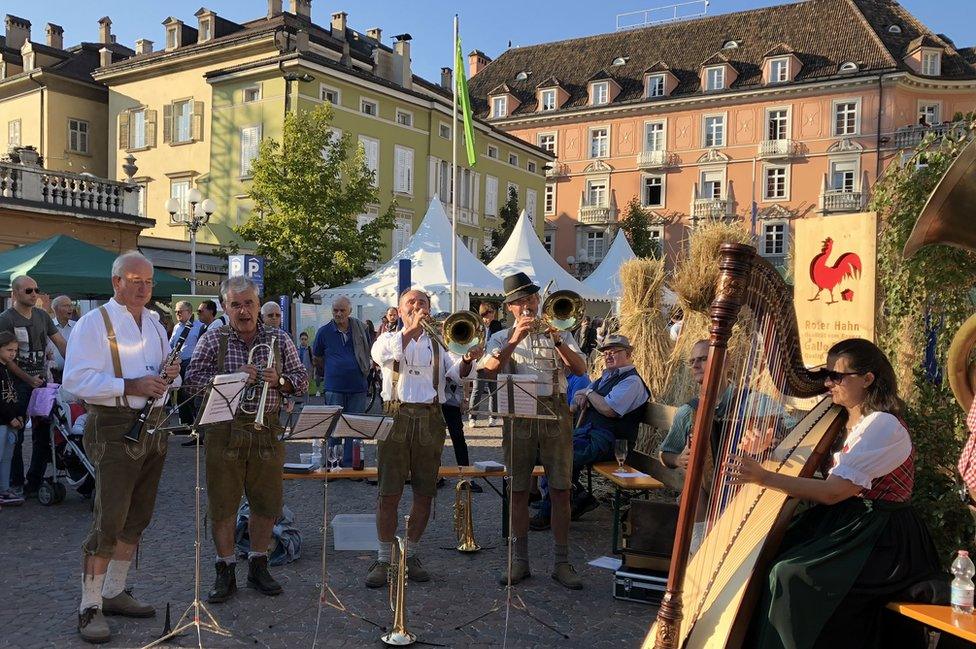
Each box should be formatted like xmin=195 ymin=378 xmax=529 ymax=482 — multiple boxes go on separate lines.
xmin=823 ymin=370 xmax=862 ymax=383
xmin=23 ymin=288 xmax=40 ymax=294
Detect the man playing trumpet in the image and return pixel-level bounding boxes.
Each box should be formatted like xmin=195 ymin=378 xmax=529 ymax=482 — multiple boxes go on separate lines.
xmin=481 ymin=272 xmax=588 ymax=590
xmin=185 ymin=275 xmax=308 ymax=603
xmin=366 ymin=289 xmax=480 ymax=588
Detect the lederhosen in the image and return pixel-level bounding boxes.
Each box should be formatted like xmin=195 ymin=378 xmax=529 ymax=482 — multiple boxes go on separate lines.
xmin=377 ymin=337 xmax=445 ymax=498
xmin=203 ymin=326 xmax=284 ymax=522
xmin=82 ymin=306 xmax=169 ymax=557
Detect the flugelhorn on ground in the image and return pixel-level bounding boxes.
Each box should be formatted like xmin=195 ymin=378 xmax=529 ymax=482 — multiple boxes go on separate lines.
xmin=381 ymin=515 xmax=416 ymax=646
xmin=454 ymin=479 xmax=481 ymax=553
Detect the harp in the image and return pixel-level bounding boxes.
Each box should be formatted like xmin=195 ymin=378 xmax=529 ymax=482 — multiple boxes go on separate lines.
xmin=645 ymin=243 xmax=848 ymax=649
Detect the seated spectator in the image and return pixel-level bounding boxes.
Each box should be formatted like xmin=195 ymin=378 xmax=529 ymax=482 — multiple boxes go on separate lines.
xmin=531 ymin=335 xmax=650 ymax=529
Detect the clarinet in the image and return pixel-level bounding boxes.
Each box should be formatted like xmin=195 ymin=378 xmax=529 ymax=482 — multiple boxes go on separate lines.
xmin=124 ymin=323 xmax=191 ymax=443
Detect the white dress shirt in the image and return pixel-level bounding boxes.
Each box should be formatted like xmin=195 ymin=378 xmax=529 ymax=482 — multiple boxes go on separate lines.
xmin=829 ymin=411 xmax=912 ymax=490
xmin=371 ymin=330 xmax=471 ymax=404
xmin=63 ymin=299 xmax=179 ymax=410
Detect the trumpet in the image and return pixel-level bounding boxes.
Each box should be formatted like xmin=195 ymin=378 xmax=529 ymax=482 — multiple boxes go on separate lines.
xmin=518 ymin=290 xmax=586 ymax=333
xmin=454 ymin=479 xmax=481 ymax=553
xmin=239 ymin=336 xmax=277 ymax=431
xmin=381 ymin=515 xmax=416 ymax=646
xmin=419 ymin=310 xmax=485 ymax=356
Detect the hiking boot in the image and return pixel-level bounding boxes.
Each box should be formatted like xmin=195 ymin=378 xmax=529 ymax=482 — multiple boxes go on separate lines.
xmin=102 ymin=589 xmax=155 ymax=618
xmin=247 ymin=555 xmax=283 ymax=596
xmin=552 ymin=562 xmax=583 ymax=590
xmin=571 ymin=493 xmax=600 ymax=521
xmin=405 ymin=556 xmax=430 ymax=582
xmin=78 ymin=607 xmax=110 ymax=644
xmin=365 ymin=561 xmax=391 ymax=588
xmin=498 ymin=559 xmax=531 ymax=586
xmin=207 ymin=561 xmax=237 ymax=603
xmin=529 ymin=513 xmax=551 ymax=531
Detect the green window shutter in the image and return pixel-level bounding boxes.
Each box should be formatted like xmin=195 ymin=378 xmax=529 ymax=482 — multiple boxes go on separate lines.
xmin=162 ymin=103 xmax=172 ymax=143
xmin=146 ymin=109 xmax=157 ymax=147
xmin=118 ymin=111 xmax=129 ymax=150
xmin=191 ymin=101 xmax=204 ymax=141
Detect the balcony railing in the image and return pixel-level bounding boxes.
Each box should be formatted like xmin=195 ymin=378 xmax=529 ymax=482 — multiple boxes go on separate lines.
xmin=545 ymin=162 xmax=569 ymax=178
xmin=637 ymin=149 xmax=669 ymax=169
xmin=691 ymin=198 xmax=731 ymax=220
xmin=579 ymin=204 xmax=614 ymax=224
xmin=820 ymin=190 xmax=864 ymax=214
xmin=758 ymin=138 xmax=798 ymax=159
xmin=893 ymin=121 xmax=968 ymax=149
xmin=439 ymin=201 xmax=479 ymax=226
xmin=0 ymin=162 xmax=140 ymax=217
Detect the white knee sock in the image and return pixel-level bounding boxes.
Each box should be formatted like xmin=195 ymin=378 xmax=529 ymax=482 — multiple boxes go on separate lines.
xmin=404 ymin=537 xmax=419 ymax=558
xmin=80 ymin=573 xmax=105 ymax=613
xmin=102 ymin=559 xmax=131 ymax=599
xmin=217 ymin=554 xmax=236 ymax=565
xmin=377 ymin=541 xmax=393 ymax=563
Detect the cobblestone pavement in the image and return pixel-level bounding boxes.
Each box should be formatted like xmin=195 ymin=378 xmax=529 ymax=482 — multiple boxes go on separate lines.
xmin=1 ymin=419 xmax=656 ymax=649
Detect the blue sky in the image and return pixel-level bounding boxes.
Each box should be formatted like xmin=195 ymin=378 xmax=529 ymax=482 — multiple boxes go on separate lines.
xmin=4 ymin=0 xmax=974 ymax=81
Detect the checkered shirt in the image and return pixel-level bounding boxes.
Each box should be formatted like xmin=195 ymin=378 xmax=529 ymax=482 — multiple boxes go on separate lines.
xmin=958 ymin=399 xmax=976 ymax=492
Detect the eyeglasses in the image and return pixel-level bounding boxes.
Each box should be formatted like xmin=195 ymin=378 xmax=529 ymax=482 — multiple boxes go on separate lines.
xmin=686 ymin=355 xmax=708 ymax=367
xmin=123 ymin=278 xmax=155 ymax=288
xmin=603 ymin=348 xmax=625 ymax=357
xmin=22 ymin=288 xmax=40 ymax=295
xmin=823 ymin=370 xmax=862 ymax=383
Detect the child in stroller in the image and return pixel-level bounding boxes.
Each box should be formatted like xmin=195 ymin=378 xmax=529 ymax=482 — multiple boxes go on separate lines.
xmin=38 ymin=387 xmax=94 ymax=505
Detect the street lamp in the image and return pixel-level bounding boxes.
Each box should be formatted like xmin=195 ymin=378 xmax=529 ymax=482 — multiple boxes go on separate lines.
xmin=165 ymin=189 xmax=215 ymax=295
xmin=566 ymin=251 xmax=595 ymax=279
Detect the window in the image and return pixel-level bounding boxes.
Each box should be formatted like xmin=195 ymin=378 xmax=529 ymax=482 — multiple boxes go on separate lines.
xmin=507 ymin=182 xmax=519 ymax=205
xmin=839 ymin=61 xmax=859 ymax=73
xmin=320 ymin=85 xmax=340 ymax=104
xmin=200 ymin=19 xmax=212 ymax=42
xmin=174 ymin=100 xmax=193 ymax=143
xmin=135 ymin=181 xmax=148 ymax=217
xmin=439 ymin=123 xmax=451 ymax=139
xmin=703 ymin=115 xmax=725 ymax=147
xmin=646 ymin=74 xmax=665 ymax=98
xmin=769 ymin=58 xmax=789 ymax=83
xmin=358 ymin=135 xmax=379 ymax=185
xmin=642 ymin=175 xmax=664 ymax=207
xmin=508 ymin=153 xmax=519 ymax=166
xmin=68 ymin=118 xmax=89 ymax=154
xmin=701 ymin=170 xmax=723 ymax=199
xmin=921 ymin=51 xmax=941 ymax=76
xmin=723 ymin=40 xmax=739 ymax=49
xmin=762 ymin=223 xmax=786 ymax=256
xmin=834 ymin=100 xmax=858 ymax=136
xmin=396 ymin=109 xmax=413 ymax=126
xmin=764 ymin=166 xmax=787 ymax=200
xmin=543 ymin=232 xmax=554 ymax=255
xmin=540 ymin=89 xmax=557 ymax=111
xmin=830 ymin=160 xmax=857 ymax=192
xmin=392 ymin=216 xmax=412 ymax=254
xmin=394 ymin=145 xmax=413 ymax=194
xmin=169 ymin=180 xmax=190 ymax=222
xmin=166 ymin=27 xmax=178 ymax=50
xmin=357 ymin=205 xmax=379 ymax=231
xmin=612 ymin=56 xmax=627 ymax=66
xmin=7 ymin=119 xmax=20 ymax=147
xmin=243 ymin=86 xmax=261 ymax=103
xmin=485 ymin=176 xmax=498 ymax=216
xmin=649 ymin=226 xmax=664 ymax=247
xmin=644 ymin=122 xmax=665 ymax=151
xmin=585 ymin=231 xmax=606 ymax=261
xmin=919 ymin=103 xmax=941 ymax=126
xmin=515 ymin=71 xmax=529 ymax=81
xmin=767 ymin=109 xmax=789 ymax=140
xmin=240 ymin=125 xmax=261 ymax=178
xmin=544 ymin=184 xmax=555 ymax=214
xmin=585 ymin=179 xmax=607 ymax=206
xmin=591 ymin=81 xmax=609 ymax=105
xmin=487 ymin=145 xmax=499 ymax=159
xmin=526 ymin=189 xmax=538 ymax=222
xmin=888 ymin=24 xmax=902 ymax=34
xmin=360 ymin=98 xmax=378 ymax=116
xmin=589 ymin=127 xmax=609 ymax=158
xmin=705 ymin=66 xmax=725 ymax=91
xmin=492 ymin=96 xmax=507 ymax=118
xmin=538 ymin=133 xmax=556 ymax=154
xmin=527 ymin=161 xmax=537 ymax=173
xmin=130 ymin=109 xmax=146 ymax=149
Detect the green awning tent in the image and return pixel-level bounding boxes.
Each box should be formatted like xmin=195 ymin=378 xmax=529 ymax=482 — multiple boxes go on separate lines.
xmin=0 ymin=235 xmax=189 ymax=298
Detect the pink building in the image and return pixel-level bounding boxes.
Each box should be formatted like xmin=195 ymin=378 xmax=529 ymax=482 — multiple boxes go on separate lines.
xmin=467 ymin=0 xmax=976 ymax=274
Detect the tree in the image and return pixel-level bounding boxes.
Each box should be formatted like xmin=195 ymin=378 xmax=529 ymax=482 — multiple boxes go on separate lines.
xmin=236 ymin=103 xmax=394 ymax=300
xmin=481 ymin=185 xmax=520 ymax=263
xmin=618 ymin=197 xmax=661 ymax=258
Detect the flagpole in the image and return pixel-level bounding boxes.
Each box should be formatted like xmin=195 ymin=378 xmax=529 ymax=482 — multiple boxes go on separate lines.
xmin=451 ymin=13 xmax=459 ymax=313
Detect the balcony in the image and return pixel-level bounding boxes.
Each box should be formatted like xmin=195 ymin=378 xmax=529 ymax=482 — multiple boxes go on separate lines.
xmin=637 ymin=149 xmax=669 ymax=169
xmin=820 ymin=190 xmax=864 ymax=214
xmin=579 ymin=203 xmax=614 ymax=224
xmin=439 ymin=201 xmax=479 ymax=226
xmin=758 ymin=138 xmax=798 ymax=159
xmin=893 ymin=121 xmax=967 ymax=150
xmin=0 ymin=160 xmax=141 ymax=219
xmin=545 ymin=162 xmax=569 ymax=178
xmin=691 ymin=198 xmax=732 ymax=220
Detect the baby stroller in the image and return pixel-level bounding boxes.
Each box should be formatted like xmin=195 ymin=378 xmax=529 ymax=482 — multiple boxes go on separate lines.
xmin=38 ymin=387 xmax=94 ymax=505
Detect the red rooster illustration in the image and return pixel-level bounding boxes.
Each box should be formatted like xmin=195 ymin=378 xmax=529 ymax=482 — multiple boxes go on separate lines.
xmin=808 ymin=237 xmax=861 ymax=305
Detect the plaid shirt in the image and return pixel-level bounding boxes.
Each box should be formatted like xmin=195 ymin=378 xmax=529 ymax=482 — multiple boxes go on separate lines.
xmin=958 ymin=399 xmax=976 ymax=492
xmin=185 ymin=323 xmax=308 ymax=415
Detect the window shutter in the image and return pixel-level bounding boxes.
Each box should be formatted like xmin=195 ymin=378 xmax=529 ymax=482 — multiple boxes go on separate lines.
xmin=404 ymin=148 xmax=413 ymax=193
xmin=191 ymin=101 xmax=204 ymax=141
xmin=146 ymin=109 xmax=157 ymax=147
xmin=162 ymin=103 xmax=172 ymax=143
xmin=118 ymin=111 xmax=129 ymax=150
xmin=428 ymin=157 xmax=438 ymax=199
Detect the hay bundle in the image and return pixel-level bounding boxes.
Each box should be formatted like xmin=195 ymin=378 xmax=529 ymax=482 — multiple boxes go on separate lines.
xmin=617 ymin=257 xmax=674 ymax=400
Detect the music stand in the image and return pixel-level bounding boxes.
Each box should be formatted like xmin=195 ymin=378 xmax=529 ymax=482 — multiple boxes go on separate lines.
xmin=140 ymin=372 xmax=247 ymax=649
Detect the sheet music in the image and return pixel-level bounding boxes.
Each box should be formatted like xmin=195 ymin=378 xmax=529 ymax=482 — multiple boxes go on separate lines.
xmin=198 ymin=372 xmax=248 ymax=425
xmin=285 ymin=405 xmax=342 ymax=440
xmin=334 ymin=413 xmax=394 ymax=441
xmin=496 ymin=374 xmax=540 ymax=416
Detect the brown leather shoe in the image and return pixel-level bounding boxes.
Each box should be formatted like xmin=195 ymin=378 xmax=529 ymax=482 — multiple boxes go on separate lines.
xmin=365 ymin=561 xmax=391 ymax=588
xmin=498 ymin=559 xmax=531 ymax=586
xmin=405 ymin=556 xmax=430 ymax=582
xmin=78 ymin=607 xmax=111 ymax=644
xmin=552 ymin=562 xmax=583 ymax=590
xmin=247 ymin=555 xmax=283 ymax=596
xmin=101 ymin=589 xmax=155 ymax=618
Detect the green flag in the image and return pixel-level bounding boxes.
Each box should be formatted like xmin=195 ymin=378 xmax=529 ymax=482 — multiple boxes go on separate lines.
xmin=455 ymin=35 xmax=477 ymax=167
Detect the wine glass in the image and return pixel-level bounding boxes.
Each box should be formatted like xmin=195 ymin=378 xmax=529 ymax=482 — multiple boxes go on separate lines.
xmin=328 ymin=445 xmax=342 ymax=472
xmin=614 ymin=439 xmax=628 ymax=471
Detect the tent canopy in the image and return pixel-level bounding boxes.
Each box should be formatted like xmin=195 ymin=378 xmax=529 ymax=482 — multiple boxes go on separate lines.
xmin=487 ymin=211 xmax=609 ymax=303
xmin=0 ymin=235 xmax=188 ymax=298
xmin=583 ymin=230 xmax=677 ymax=305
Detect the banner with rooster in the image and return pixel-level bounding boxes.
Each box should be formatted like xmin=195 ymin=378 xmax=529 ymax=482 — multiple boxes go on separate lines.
xmin=793 ymin=211 xmax=877 ymax=366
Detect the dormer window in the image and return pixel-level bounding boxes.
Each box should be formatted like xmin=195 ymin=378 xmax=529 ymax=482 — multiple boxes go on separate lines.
xmin=166 ymin=25 xmax=179 ymax=50
xmin=921 ymin=50 xmax=941 ymax=75
xmin=723 ymin=40 xmax=739 ymax=49
xmin=515 ymin=71 xmax=529 ymax=81
xmin=705 ymin=66 xmax=726 ymax=91
xmin=540 ymin=89 xmax=557 ymax=111
xmin=646 ymin=74 xmax=665 ymax=98
xmin=888 ymin=25 xmax=902 ymax=34
xmin=612 ymin=56 xmax=628 ymax=66
xmin=839 ymin=61 xmax=859 ymax=73
xmin=591 ymin=81 xmax=610 ymax=105
xmin=200 ymin=18 xmax=212 ymax=42
xmin=769 ymin=57 xmax=789 ymax=83
xmin=492 ymin=96 xmax=508 ymax=118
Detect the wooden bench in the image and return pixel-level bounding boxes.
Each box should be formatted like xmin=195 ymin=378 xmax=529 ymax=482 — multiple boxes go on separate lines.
xmin=886 ymin=602 xmax=976 ymax=646
xmin=591 ymin=461 xmax=664 ymax=553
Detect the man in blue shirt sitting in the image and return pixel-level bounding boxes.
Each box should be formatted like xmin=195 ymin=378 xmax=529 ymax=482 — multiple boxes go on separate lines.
xmin=312 ymin=296 xmax=373 ymax=465
xmin=531 ymin=335 xmax=650 ymax=529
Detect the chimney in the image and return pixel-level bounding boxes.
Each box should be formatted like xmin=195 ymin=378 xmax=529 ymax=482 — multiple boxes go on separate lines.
xmin=45 ymin=23 xmax=63 ymax=50
xmin=290 ymin=0 xmax=312 ymax=20
xmin=331 ymin=12 xmax=347 ymax=40
xmin=98 ymin=16 xmax=112 ymax=45
xmin=267 ymin=0 xmax=283 ymax=17
xmin=469 ymin=50 xmax=491 ymax=77
xmin=295 ymin=29 xmax=309 ymax=52
xmin=135 ymin=39 xmax=153 ymax=55
xmin=394 ymin=34 xmax=412 ymax=90
xmin=99 ymin=46 xmax=112 ymax=68
xmin=4 ymin=15 xmax=31 ymax=51
xmin=440 ymin=67 xmax=452 ymax=90
xmin=366 ymin=27 xmax=381 ymax=42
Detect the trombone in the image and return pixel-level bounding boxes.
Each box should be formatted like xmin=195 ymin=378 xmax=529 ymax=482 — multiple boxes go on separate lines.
xmin=419 ymin=310 xmax=485 ymax=356
xmin=240 ymin=336 xmax=277 ymax=431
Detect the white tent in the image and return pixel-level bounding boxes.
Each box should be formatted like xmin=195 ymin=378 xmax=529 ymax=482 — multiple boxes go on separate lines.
xmin=487 ymin=211 xmax=610 ymax=303
xmin=315 ymin=198 xmax=502 ymax=322
xmin=583 ymin=230 xmax=677 ymax=305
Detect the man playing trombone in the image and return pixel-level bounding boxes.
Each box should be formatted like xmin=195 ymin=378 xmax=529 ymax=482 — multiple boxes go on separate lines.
xmin=366 ymin=289 xmax=480 ymax=588
xmin=185 ymin=275 xmax=308 ymax=604
xmin=481 ymin=272 xmax=588 ymax=590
